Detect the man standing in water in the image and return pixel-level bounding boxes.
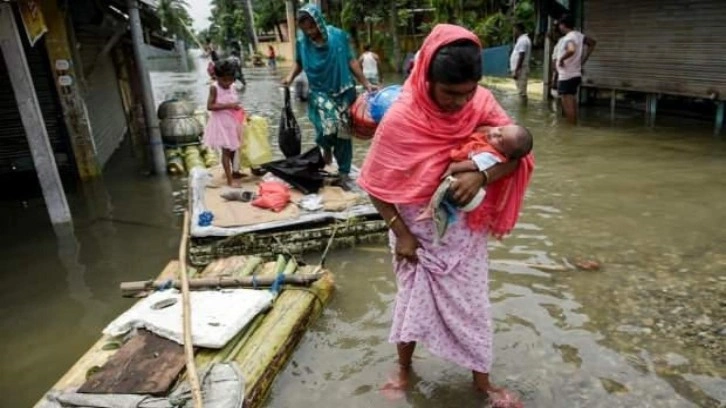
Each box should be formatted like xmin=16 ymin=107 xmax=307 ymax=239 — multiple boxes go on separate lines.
xmin=510 ymin=23 xmax=532 ymax=99
xmin=359 ymin=44 xmax=381 ymax=85
xmin=556 ymin=14 xmax=597 ymax=124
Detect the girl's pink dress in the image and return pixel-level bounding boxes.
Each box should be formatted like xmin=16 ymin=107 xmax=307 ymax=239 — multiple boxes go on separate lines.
xmin=203 ymin=83 xmax=242 ymax=151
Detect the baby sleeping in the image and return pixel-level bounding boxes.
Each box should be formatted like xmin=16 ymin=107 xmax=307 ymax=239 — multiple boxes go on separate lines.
xmin=420 ymin=124 xmax=533 ymax=240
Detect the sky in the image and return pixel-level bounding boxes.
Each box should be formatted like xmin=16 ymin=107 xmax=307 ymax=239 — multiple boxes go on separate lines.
xmin=188 ymin=0 xmax=212 ymax=32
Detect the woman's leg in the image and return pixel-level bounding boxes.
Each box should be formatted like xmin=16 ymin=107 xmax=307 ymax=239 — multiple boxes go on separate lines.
xmin=473 ymin=371 xmax=523 ymax=408
xmin=332 ymin=135 xmax=353 ymax=175
xmin=381 ymin=342 xmax=416 ymax=398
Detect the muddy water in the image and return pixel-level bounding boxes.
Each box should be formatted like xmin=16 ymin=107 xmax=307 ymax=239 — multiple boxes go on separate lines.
xmin=0 ymin=53 xmax=724 ymax=407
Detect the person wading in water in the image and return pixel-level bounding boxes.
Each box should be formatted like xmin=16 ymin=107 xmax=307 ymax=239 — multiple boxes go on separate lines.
xmin=281 ymin=4 xmax=376 ymax=190
xmin=359 ymin=24 xmax=535 ymax=408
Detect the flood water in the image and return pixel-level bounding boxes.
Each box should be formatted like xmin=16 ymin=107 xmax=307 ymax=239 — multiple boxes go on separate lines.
xmin=1 ymin=52 xmax=724 ymax=407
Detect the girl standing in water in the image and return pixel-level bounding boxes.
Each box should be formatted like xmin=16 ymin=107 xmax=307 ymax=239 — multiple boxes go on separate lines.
xmin=204 ymin=59 xmax=246 ymax=186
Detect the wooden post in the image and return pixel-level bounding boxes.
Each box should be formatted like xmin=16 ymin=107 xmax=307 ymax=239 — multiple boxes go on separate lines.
xmin=645 ymin=93 xmax=657 ymax=127
xmin=0 ymin=4 xmax=72 ymax=224
xmin=175 ymin=36 xmax=189 ymax=72
xmin=127 ymin=0 xmax=166 ymax=175
xmin=40 ymin=0 xmax=101 ymax=179
xmin=243 ymin=0 xmax=259 ymax=52
xmin=543 ymin=17 xmax=552 ymax=99
xmin=286 ymin=0 xmax=296 ymax=55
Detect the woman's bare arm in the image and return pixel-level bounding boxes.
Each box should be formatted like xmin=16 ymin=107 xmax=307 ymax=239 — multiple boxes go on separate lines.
xmin=282 ymin=62 xmax=303 ymax=86
xmin=485 ymin=159 xmax=519 ymax=185
xmin=369 ymin=195 xmax=411 ymax=238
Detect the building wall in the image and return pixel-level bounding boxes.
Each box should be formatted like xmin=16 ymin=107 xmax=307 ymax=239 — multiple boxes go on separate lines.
xmin=75 ymin=31 xmax=128 ymax=166
xmin=0 ymin=37 xmax=71 ymax=175
xmin=583 ymin=0 xmax=726 ymax=99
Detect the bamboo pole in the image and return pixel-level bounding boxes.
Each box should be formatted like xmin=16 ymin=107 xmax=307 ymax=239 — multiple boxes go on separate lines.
xmin=120 ymin=273 xmax=325 ymax=297
xmin=179 ymin=211 xmax=203 ymax=408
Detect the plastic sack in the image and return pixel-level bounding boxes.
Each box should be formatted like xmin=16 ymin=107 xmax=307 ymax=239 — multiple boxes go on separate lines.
xmin=239 ymin=115 xmax=272 ymax=167
xmin=349 ymin=93 xmax=377 ymax=140
xmin=261 ymin=147 xmax=326 ymax=194
xmin=278 ymin=87 xmax=301 ymax=158
xmin=251 ymin=181 xmax=291 ymax=212
xmin=369 ymin=85 xmax=402 ymax=123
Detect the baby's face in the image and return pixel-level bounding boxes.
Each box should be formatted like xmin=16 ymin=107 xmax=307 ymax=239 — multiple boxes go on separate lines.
xmin=483 ymin=125 xmax=521 ymax=157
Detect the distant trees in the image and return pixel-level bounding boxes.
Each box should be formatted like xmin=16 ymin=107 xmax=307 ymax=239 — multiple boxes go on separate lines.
xmin=200 ymin=0 xmax=535 ymax=68
xmin=157 ymin=0 xmax=194 ymax=44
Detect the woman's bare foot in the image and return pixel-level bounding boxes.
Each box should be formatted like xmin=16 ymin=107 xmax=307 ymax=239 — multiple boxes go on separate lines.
xmin=380 ymin=364 xmax=411 ymax=401
xmin=473 ymin=372 xmax=523 ymax=408
xmin=484 ymin=387 xmax=523 ymax=408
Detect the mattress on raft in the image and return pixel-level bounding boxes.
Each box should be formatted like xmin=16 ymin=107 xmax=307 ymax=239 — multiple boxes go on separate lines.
xmin=190 ymin=166 xmax=379 ymax=238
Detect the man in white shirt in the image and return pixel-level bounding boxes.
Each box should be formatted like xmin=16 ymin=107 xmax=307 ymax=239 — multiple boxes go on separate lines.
xmin=510 ymin=23 xmax=532 ymax=99
xmin=556 ymin=14 xmax=597 ymax=124
xmin=358 ymin=44 xmax=381 ymax=85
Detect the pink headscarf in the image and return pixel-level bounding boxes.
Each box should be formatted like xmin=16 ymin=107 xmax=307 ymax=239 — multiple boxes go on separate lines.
xmin=357 ymin=24 xmax=534 ymax=238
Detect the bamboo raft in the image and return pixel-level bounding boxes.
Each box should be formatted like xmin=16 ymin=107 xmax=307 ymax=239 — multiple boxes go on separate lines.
xmin=34 ymin=255 xmax=335 ymax=408
xmin=189 ymin=216 xmax=387 ymax=266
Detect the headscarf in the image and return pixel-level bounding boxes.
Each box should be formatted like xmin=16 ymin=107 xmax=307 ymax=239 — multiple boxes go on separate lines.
xmin=357 ymin=24 xmax=534 ymax=238
xmin=296 ymin=4 xmax=355 ymax=97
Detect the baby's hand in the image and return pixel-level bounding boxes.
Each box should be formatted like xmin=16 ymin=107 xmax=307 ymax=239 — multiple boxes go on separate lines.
xmin=474 ymin=125 xmax=492 ymax=134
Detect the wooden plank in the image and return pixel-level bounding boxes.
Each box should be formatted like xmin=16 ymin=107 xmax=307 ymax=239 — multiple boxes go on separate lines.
xmin=40 ymin=0 xmax=101 ymax=179
xmin=0 ymin=3 xmax=71 ymax=224
xmin=33 ymin=261 xmax=180 ymax=407
xmin=78 ymin=330 xmax=186 ymax=395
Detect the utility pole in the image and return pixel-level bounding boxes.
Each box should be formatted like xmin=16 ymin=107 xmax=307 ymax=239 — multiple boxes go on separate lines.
xmin=286 ymin=0 xmax=296 ymax=49
xmin=127 ymin=0 xmax=166 ymax=175
xmin=0 ymin=4 xmax=72 ymax=224
xmin=242 ymin=0 xmax=258 ymax=52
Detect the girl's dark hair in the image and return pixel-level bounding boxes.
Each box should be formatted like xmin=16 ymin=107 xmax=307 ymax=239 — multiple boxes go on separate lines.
xmin=428 ymin=40 xmax=482 ymax=84
xmin=214 ymin=59 xmax=236 ymax=78
xmin=210 ymin=50 xmax=219 ymax=62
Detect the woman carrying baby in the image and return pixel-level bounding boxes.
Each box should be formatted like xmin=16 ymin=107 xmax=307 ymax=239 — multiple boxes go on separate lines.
xmin=358 ymin=24 xmax=534 ymax=408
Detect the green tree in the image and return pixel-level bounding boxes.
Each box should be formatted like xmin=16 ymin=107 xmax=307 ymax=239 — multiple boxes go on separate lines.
xmin=157 ymin=0 xmax=194 ymax=43
xmin=254 ymin=0 xmax=286 ymax=41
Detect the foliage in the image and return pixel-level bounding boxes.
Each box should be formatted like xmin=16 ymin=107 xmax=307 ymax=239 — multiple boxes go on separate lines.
xmin=473 ymin=11 xmax=511 ymax=47
xmin=473 ymin=0 xmax=536 ymax=47
xmin=208 ymin=0 xmax=251 ymax=48
xmin=157 ymin=0 xmax=194 ymax=43
xmin=254 ymin=0 xmax=286 ymax=38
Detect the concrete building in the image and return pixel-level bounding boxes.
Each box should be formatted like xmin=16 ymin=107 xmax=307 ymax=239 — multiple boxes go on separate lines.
xmin=540 ymin=0 xmax=725 ymax=131
xmin=0 ymin=0 xmax=173 ymax=221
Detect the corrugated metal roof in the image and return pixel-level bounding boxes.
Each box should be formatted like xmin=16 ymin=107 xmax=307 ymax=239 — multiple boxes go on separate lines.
xmin=583 ymin=0 xmax=726 ymax=99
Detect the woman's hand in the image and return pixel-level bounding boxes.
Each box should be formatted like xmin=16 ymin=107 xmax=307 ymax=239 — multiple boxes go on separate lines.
xmin=365 ymin=81 xmax=379 ymax=93
xmin=395 ymin=230 xmax=420 ymax=263
xmin=449 ymin=171 xmax=485 ymax=206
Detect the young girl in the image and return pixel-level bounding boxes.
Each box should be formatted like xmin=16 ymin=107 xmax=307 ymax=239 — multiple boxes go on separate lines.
xmin=204 ymin=59 xmax=246 ymax=186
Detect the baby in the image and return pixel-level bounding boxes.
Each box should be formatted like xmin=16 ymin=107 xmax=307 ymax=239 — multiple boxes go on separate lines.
xmin=446 ymin=124 xmax=533 ymax=181
xmin=422 ymin=124 xmax=533 ymax=240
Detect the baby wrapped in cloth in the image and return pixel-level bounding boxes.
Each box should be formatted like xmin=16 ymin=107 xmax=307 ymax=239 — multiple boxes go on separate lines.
xmin=420 ymin=124 xmax=533 ymax=240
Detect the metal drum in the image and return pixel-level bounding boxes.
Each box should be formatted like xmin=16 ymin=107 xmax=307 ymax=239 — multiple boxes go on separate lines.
xmin=157 ymin=100 xmax=203 ymax=145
